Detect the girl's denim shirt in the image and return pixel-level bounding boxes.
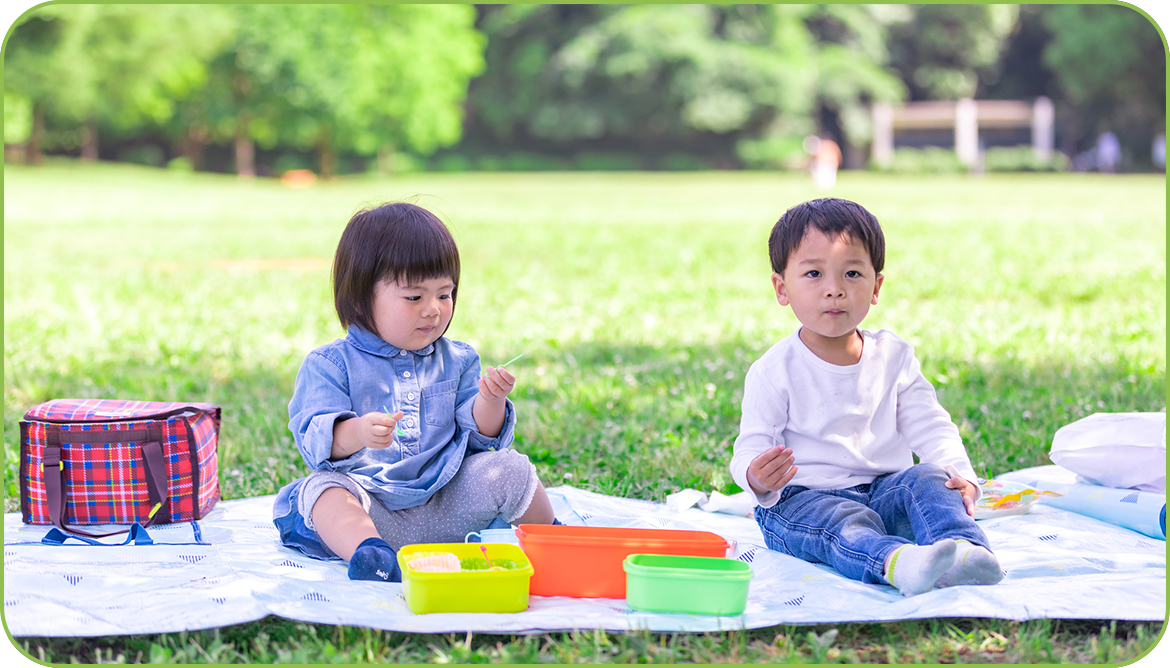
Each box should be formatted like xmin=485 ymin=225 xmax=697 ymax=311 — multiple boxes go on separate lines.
xmin=277 ymin=324 xmax=515 ymax=514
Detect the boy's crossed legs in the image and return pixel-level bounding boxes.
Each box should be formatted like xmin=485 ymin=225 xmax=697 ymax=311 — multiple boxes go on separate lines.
xmin=756 ymin=463 xmax=1002 ymax=596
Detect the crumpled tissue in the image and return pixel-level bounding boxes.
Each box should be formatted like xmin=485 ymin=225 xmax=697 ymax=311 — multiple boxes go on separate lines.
xmin=665 ymin=489 xmax=755 ymax=517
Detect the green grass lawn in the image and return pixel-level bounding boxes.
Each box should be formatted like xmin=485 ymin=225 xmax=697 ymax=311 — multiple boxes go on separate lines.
xmin=3 ymin=162 xmax=1165 ymax=662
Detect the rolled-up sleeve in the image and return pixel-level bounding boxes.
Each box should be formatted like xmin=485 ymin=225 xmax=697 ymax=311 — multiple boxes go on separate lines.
xmin=288 ymin=350 xmax=359 ymax=470
xmin=454 ymin=350 xmax=516 ymax=452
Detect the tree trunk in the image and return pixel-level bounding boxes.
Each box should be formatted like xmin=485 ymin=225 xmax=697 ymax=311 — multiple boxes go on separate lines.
xmin=231 ymin=74 xmax=254 ymax=176
xmin=1059 ymin=102 xmax=1079 ymax=163
xmin=181 ymin=125 xmax=207 ymax=171
xmin=81 ymin=118 xmax=99 ymax=161
xmin=843 ymin=141 xmax=864 ymax=170
xmin=27 ymin=104 xmax=44 ymax=165
xmin=180 ymin=137 xmax=203 ymax=171
xmin=318 ymin=132 xmax=336 ymax=179
xmin=5 ymin=144 xmax=27 ymax=164
xmin=378 ymin=146 xmax=395 ymax=176
xmin=235 ymin=132 xmax=255 ymax=178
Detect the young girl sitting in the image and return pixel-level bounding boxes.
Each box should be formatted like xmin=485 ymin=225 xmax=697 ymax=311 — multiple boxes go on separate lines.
xmin=272 ymin=202 xmax=556 ymax=582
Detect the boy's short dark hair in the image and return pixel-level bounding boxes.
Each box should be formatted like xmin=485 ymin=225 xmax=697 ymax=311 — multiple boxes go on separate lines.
xmin=332 ymin=202 xmax=461 ymax=335
xmin=768 ymin=197 xmax=885 ymax=275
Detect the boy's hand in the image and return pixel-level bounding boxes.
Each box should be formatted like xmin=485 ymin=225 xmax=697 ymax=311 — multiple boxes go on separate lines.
xmin=747 ymin=446 xmax=798 ymax=494
xmin=478 ymin=366 xmax=516 ymax=404
xmin=945 ymin=469 xmax=978 ymax=517
xmin=358 ymin=410 xmax=403 ymax=450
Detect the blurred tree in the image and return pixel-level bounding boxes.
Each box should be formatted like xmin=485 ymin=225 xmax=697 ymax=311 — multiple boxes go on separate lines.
xmin=977 ymin=5 xmax=1057 ymax=102
xmin=802 ymin=4 xmax=907 ymax=168
xmin=191 ymin=4 xmax=482 ymax=177
xmin=471 ymin=5 xmax=819 ymax=165
xmin=886 ymin=5 xmax=1019 ymax=100
xmin=3 ymin=5 xmax=231 ymax=163
xmin=4 ymin=6 xmax=86 ymax=163
xmin=4 ymin=92 xmax=33 ymax=146
xmin=466 ymin=5 xmax=607 ymax=145
xmin=1042 ymin=4 xmax=1166 ymax=167
xmin=189 ymin=4 xmax=346 ymax=177
xmin=467 ymin=4 xmax=903 ymax=168
xmin=347 ymin=4 xmax=486 ymax=174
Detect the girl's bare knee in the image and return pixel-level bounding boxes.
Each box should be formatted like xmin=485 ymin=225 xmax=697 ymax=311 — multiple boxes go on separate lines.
xmin=312 ymin=486 xmax=361 ymax=516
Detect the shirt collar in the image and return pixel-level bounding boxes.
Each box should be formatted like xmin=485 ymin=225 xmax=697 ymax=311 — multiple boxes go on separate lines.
xmin=346 ymin=324 xmax=436 ymax=358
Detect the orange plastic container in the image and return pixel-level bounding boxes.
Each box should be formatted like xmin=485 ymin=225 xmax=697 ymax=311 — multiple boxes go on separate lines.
xmin=516 ymin=524 xmax=732 ymax=599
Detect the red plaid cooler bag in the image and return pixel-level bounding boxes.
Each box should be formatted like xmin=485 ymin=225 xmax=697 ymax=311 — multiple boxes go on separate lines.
xmin=20 ymin=399 xmax=221 ymax=535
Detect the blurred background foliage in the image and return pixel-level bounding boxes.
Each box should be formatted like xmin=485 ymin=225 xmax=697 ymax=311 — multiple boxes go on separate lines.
xmin=3 ymin=3 xmax=1166 ymax=175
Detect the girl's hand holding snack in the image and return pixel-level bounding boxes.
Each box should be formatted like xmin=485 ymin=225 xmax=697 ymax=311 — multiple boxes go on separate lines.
xmin=357 ymin=409 xmax=404 ymax=450
xmin=478 ymin=366 xmax=516 ymax=404
xmin=473 ymin=362 xmax=517 ymax=438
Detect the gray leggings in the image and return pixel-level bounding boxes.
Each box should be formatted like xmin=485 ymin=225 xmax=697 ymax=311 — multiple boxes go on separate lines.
xmin=298 ymin=448 xmax=540 ymax=553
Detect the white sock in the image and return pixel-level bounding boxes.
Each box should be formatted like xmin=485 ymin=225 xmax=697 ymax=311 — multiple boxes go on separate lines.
xmin=935 ymin=539 xmax=1004 ymax=587
xmin=883 ymin=538 xmax=956 ymax=596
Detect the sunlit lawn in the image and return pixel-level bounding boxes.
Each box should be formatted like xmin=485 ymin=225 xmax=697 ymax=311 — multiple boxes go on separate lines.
xmin=3 ymin=161 xmax=1165 ymax=662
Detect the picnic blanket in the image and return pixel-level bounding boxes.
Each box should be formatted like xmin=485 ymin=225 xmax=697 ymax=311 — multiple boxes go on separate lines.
xmin=2 ymin=466 xmax=1164 ymax=637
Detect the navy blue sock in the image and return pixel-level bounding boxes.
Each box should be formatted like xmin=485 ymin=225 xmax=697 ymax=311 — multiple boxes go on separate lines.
xmin=347 ymin=537 xmax=401 ymax=583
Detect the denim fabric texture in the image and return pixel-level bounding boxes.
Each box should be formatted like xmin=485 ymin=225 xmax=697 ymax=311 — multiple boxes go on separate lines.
xmin=755 ymin=463 xmax=990 ymax=585
xmin=273 ymin=324 xmax=516 ymax=555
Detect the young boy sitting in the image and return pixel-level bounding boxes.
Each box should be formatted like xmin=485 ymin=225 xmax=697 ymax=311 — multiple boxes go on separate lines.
xmin=729 ymin=197 xmax=1003 ymax=596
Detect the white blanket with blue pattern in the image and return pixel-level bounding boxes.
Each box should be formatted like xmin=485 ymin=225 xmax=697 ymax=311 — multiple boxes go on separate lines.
xmin=3 ymin=466 xmax=1164 ymax=636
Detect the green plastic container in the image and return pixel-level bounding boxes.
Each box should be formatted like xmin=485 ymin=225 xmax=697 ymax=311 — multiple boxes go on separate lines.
xmin=398 ymin=543 xmax=533 ymax=614
xmin=623 ymin=554 xmax=753 ymax=616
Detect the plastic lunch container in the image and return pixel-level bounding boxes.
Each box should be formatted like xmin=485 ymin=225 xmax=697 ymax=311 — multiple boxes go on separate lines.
xmin=623 ymin=554 xmax=753 ymax=616
xmin=397 ymin=542 xmax=534 ymax=614
xmin=515 ymin=525 xmax=732 ymax=599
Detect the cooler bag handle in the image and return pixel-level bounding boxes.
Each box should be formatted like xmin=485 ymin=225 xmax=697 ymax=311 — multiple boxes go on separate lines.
xmin=43 ymin=428 xmax=171 ymax=539
xmin=41 ymin=523 xmax=155 ymax=546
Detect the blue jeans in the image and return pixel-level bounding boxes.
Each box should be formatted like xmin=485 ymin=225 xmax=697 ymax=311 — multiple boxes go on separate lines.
xmin=755 ymin=463 xmax=990 ymax=585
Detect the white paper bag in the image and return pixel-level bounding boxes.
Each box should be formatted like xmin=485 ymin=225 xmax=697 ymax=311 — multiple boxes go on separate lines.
xmin=1049 ymin=412 xmax=1166 ymax=493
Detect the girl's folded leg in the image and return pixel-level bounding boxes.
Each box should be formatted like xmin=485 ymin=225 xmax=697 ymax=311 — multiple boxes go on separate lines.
xmin=295 ymin=470 xmax=401 ymax=582
xmin=373 ymin=448 xmax=554 ymax=548
xmin=311 ymin=486 xmax=382 ymax=561
xmin=513 ymin=480 xmax=555 ymax=525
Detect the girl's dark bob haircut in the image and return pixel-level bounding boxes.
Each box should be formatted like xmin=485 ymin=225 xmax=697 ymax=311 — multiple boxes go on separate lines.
xmin=768 ymin=197 xmax=885 ymax=275
xmin=332 ymin=202 xmax=461 ymax=336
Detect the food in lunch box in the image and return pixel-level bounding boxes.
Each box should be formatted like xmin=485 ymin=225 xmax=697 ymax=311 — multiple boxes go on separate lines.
xmin=407 ymin=552 xmax=525 ymax=573
xmin=407 ymin=552 xmax=461 ymax=572
xmin=459 ymin=557 xmax=524 ymax=571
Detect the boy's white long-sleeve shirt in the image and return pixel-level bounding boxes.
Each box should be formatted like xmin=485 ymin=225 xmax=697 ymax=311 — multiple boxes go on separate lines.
xmin=730 ymin=328 xmax=980 ymax=508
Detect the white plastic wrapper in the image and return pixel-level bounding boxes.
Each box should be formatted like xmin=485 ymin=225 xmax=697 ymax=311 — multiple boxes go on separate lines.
xmin=1050 ymin=412 xmax=1166 ymax=493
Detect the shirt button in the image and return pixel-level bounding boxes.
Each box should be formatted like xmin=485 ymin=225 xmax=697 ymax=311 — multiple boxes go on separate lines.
xmin=403 ymin=371 xmax=411 ymax=378
xmin=407 ymin=418 xmax=415 ymax=427
xmin=400 ymin=350 xmax=407 ymax=356
xmin=408 ymin=392 xmax=415 ymax=400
